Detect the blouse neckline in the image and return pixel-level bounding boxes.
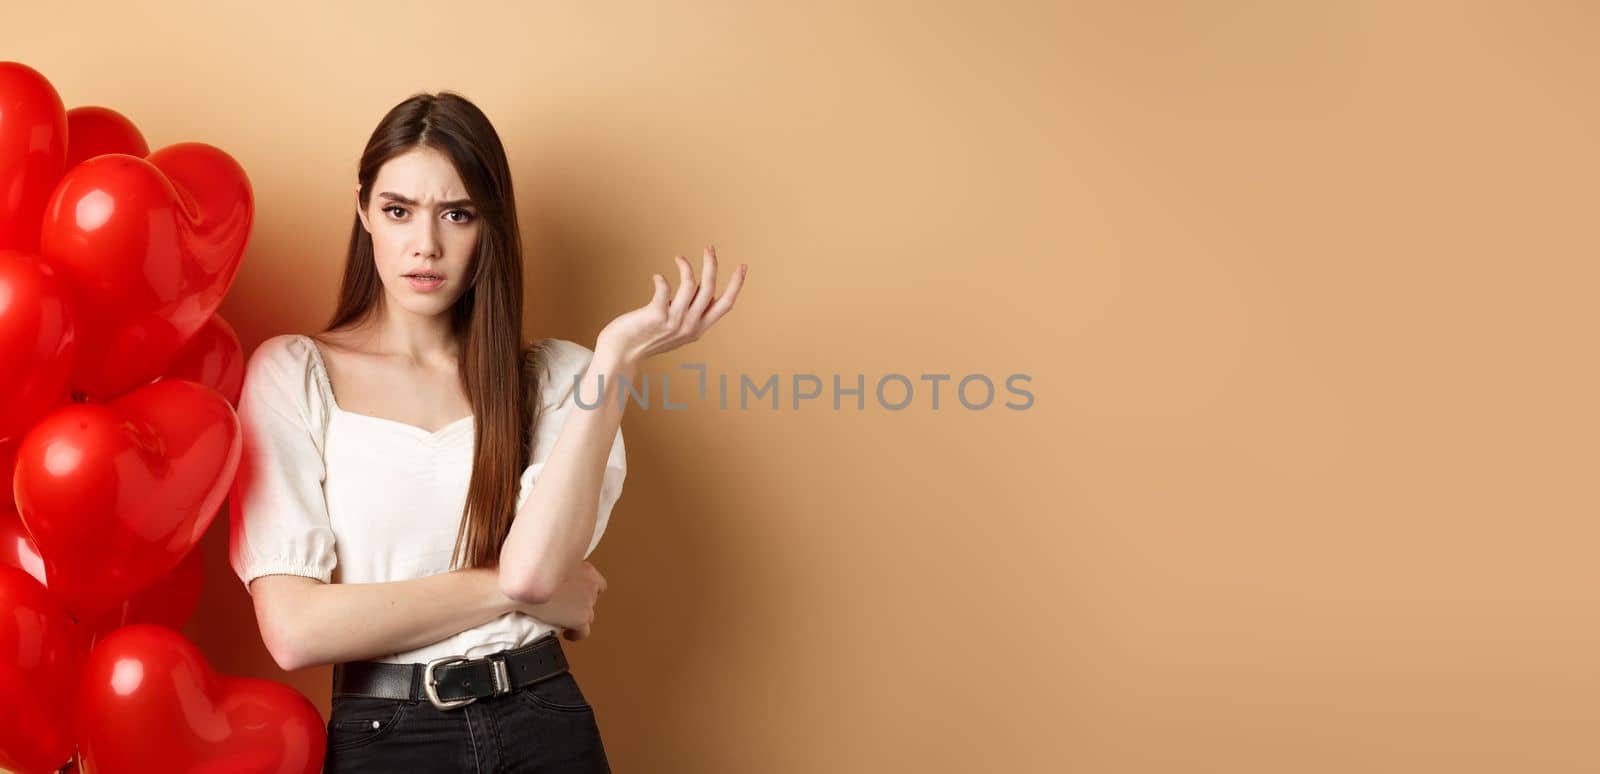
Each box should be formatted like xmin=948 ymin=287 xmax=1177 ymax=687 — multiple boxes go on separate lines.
xmin=295 ymin=334 xmax=475 ymax=441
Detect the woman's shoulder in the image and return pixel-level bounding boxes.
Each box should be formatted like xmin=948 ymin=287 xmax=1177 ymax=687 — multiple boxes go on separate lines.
xmin=525 ymin=337 xmax=598 ymax=409
xmin=248 ymin=333 xmax=317 ymax=369
xmin=241 ymin=334 xmax=328 ymax=412
xmin=527 ymin=337 xmax=595 ymax=368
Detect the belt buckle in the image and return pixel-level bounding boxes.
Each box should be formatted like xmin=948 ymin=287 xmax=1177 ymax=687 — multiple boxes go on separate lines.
xmin=423 ymin=655 xmax=478 ymax=710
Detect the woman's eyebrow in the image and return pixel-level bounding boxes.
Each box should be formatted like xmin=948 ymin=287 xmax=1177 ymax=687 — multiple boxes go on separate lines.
xmin=377 ymin=192 xmax=475 ymax=209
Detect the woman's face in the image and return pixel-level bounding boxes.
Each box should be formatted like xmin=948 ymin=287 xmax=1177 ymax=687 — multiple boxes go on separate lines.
xmin=356 ymin=145 xmax=482 ymax=317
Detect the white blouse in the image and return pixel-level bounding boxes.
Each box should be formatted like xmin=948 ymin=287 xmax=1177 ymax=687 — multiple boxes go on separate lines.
xmin=227 ymin=333 xmax=626 ymax=665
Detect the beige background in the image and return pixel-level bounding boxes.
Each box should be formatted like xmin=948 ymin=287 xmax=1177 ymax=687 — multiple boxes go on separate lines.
xmin=6 ymin=1 xmax=1598 ymax=772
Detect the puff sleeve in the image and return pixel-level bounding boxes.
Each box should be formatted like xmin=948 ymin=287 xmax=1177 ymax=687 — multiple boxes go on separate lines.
xmin=517 ymin=338 xmax=628 ymax=559
xmin=228 ymin=334 xmax=339 ymax=592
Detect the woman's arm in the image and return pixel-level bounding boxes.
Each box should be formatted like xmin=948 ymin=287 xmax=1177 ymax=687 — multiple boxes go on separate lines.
xmin=498 ymin=351 xmax=634 ymax=603
xmin=250 ymin=565 xmax=587 ymax=671
xmin=250 ymin=567 xmax=507 ymax=670
xmin=500 ymin=246 xmax=745 ymax=603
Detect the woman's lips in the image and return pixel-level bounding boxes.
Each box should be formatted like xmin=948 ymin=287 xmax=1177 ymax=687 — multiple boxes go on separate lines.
xmin=405 ymin=275 xmax=445 ymax=291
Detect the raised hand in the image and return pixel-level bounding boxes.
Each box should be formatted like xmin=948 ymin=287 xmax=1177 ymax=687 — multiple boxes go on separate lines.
xmin=595 ymin=245 xmax=747 ymax=369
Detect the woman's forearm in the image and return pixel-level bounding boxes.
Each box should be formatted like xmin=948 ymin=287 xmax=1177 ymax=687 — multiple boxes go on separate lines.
xmin=499 ymin=349 xmax=633 ymax=603
xmin=272 ymin=566 xmax=516 ymax=669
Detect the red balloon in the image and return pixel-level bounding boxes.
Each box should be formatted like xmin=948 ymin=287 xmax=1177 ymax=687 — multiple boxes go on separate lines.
xmin=76 ymin=624 xmax=325 ymax=774
xmin=0 ymin=505 xmax=46 ymax=586
xmin=0 ymin=62 xmax=67 ymax=254
xmin=38 ymin=142 xmax=253 ymax=400
xmin=0 ymin=249 xmax=77 ymax=444
xmin=2 ymin=436 xmax=16 ymax=504
xmin=1 ymin=502 xmax=206 ymax=642
xmin=12 ymin=378 xmax=240 ymax=617
xmin=160 ymin=315 xmax=245 ymax=406
xmin=64 ymin=105 xmax=148 ymax=170
xmin=82 ymin=545 xmax=206 ymax=646
xmin=0 ymin=566 xmax=80 ymax=774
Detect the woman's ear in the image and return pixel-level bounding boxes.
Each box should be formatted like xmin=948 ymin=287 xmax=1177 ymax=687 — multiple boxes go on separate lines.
xmin=354 ymin=183 xmax=371 ymax=233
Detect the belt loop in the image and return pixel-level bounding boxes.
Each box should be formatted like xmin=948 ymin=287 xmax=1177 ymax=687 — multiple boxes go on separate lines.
xmin=492 ymin=655 xmax=513 ymax=695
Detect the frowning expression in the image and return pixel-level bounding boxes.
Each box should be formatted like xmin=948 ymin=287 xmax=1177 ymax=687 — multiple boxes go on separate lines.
xmin=356 ymin=145 xmax=483 ymax=316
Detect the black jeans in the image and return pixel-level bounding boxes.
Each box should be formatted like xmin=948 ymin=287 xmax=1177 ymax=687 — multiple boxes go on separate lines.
xmin=323 ymin=669 xmax=612 ymax=773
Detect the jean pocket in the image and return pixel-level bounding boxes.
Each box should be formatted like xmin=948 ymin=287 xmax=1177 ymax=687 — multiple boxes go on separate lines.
xmin=327 ymin=696 xmax=411 ymax=751
xmin=514 ymin=672 xmax=594 ymax=715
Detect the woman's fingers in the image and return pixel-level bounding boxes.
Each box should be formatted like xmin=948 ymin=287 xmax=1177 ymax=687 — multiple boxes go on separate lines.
xmin=685 ymin=246 xmax=718 ymax=325
xmin=648 ymin=273 xmax=670 ymax=310
xmin=666 ymin=254 xmax=697 ymax=326
xmin=698 ymin=263 xmax=748 ymax=332
xmin=633 ymin=246 xmax=745 ymax=349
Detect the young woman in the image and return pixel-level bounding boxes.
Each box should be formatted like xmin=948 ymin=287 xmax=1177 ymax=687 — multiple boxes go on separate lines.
xmin=227 ymin=91 xmax=746 ymax=772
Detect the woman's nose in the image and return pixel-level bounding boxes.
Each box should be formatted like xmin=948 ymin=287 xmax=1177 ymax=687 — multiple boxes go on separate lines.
xmin=412 ymin=223 xmax=441 ymax=257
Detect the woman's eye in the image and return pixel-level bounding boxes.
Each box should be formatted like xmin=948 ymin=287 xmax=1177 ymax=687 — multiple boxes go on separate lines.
xmin=383 ymin=206 xmax=406 ymax=218
xmin=446 ymin=210 xmax=475 ymax=223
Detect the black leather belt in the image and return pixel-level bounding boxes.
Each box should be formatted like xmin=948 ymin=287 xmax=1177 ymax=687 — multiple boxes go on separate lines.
xmin=332 ymin=632 xmax=569 ymax=710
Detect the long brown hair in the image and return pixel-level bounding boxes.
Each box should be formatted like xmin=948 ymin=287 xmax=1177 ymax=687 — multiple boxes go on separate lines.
xmin=323 ymin=91 xmax=547 ymax=571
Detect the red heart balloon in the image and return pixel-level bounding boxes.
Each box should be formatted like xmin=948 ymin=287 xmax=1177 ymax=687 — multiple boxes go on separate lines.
xmin=0 ymin=565 xmax=80 ymax=774
xmin=77 ymin=624 xmax=326 ymax=774
xmin=0 ymin=249 xmax=78 ymax=444
xmin=81 ymin=544 xmax=206 ymax=647
xmin=0 ymin=62 xmax=67 ymax=254
xmin=2 ymin=436 xmax=17 ymax=503
xmin=159 ymin=314 xmax=245 ymax=407
xmin=39 ymin=142 xmax=253 ymax=400
xmin=2 ymin=503 xmax=207 ymax=666
xmin=0 ymin=504 xmax=47 ymax=585
xmin=64 ymin=105 xmax=149 ymax=170
xmin=12 ymin=378 xmax=240 ymax=617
